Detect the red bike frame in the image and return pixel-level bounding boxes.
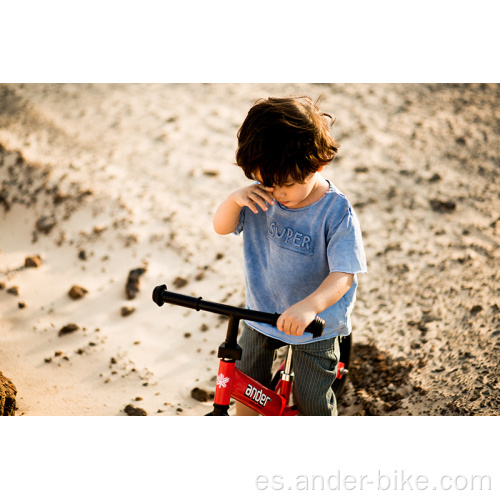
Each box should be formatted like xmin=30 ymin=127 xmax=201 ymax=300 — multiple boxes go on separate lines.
xmin=213 ymin=351 xmax=346 ymax=416
xmin=214 ymin=359 xmax=298 ymax=416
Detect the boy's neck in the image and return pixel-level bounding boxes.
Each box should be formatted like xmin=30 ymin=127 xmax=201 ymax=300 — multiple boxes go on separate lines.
xmin=290 ymin=173 xmax=329 ymax=209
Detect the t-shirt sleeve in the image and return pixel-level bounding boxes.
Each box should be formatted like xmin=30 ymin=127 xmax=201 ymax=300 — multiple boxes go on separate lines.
xmin=326 ymin=206 xmax=367 ymax=274
xmin=233 ymin=207 xmax=246 ymax=235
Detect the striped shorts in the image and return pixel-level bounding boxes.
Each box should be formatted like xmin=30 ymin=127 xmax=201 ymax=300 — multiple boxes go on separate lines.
xmin=236 ymin=322 xmax=341 ymax=416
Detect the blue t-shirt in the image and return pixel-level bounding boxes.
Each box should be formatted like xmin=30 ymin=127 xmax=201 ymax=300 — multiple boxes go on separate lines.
xmin=234 ymin=179 xmax=367 ymax=344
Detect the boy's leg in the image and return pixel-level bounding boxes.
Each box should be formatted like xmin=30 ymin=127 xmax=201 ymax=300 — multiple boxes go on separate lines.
xmin=292 ymin=335 xmax=341 ymax=416
xmin=235 ymin=322 xmax=275 ymax=416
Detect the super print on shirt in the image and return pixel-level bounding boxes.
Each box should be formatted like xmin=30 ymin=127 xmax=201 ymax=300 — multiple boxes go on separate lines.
xmin=267 ymin=220 xmax=314 ymax=255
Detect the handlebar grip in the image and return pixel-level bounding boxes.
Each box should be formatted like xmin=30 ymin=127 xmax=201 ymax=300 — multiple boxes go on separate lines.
xmin=153 ymin=284 xmax=203 ymax=310
xmin=304 ymin=316 xmax=325 ymax=338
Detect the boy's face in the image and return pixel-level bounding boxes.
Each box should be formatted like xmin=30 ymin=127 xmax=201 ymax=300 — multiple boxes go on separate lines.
xmin=254 ymin=168 xmax=324 ymax=209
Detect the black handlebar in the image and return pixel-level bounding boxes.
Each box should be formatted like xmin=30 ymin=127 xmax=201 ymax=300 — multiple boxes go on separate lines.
xmin=152 ymin=284 xmax=325 ymax=338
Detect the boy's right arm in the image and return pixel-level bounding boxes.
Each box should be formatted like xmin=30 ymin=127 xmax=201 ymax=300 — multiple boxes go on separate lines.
xmin=213 ymin=184 xmax=275 ymax=235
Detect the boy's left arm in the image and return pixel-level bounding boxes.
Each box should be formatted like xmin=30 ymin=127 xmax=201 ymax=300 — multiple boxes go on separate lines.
xmin=276 ymin=272 xmax=354 ymax=336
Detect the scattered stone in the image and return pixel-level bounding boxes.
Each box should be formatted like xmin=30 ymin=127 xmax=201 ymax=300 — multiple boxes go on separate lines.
xmin=191 ymin=387 xmax=209 ymax=402
xmin=200 ymin=323 xmax=209 ymax=332
xmin=36 ymin=215 xmax=57 ymax=234
xmin=121 ymin=306 xmax=136 ymax=317
xmin=184 ymin=332 xmax=192 ymax=338
xmin=429 ymin=199 xmax=456 ymax=213
xmin=124 ymin=404 xmax=147 ymax=416
xmin=191 ymin=387 xmax=214 ymax=402
xmin=203 ymin=170 xmax=219 ymax=177
xmin=0 ymin=282 xmax=5 ymax=290
xmin=215 ymin=252 xmax=224 ymax=260
xmin=125 ymin=267 xmax=147 ymax=299
xmin=58 ymin=323 xmax=80 ymax=336
xmin=0 ymin=370 xmax=17 ymax=416
xmin=25 ymin=255 xmax=42 ymax=268
xmin=68 ymin=285 xmax=88 ymax=300
xmin=110 ymin=357 xmax=117 ymax=364
xmin=173 ymin=276 xmax=188 ymax=288
xmin=18 ymin=302 xmax=26 ymax=309
xmin=470 ymin=305 xmax=483 ymax=315
xmin=354 ymin=166 xmax=369 ymax=173
xmin=78 ymin=249 xmax=87 ymax=261
xmin=7 ymin=286 xmax=19 ymax=296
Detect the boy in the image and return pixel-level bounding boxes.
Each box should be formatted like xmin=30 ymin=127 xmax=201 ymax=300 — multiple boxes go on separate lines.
xmin=213 ymin=96 xmax=367 ymax=415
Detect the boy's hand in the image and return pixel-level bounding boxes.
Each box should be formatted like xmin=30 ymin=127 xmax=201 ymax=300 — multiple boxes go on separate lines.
xmin=276 ymin=301 xmax=317 ymax=336
xmin=230 ymin=183 xmax=275 ymax=214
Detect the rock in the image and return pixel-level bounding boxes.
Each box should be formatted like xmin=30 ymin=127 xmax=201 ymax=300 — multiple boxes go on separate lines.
xmin=36 ymin=215 xmax=57 ymax=234
xmin=68 ymin=285 xmax=88 ymax=299
xmin=0 ymin=370 xmax=17 ymax=416
xmin=173 ymin=276 xmax=188 ymax=289
xmin=429 ymin=199 xmax=456 ymax=213
xmin=125 ymin=267 xmax=147 ymax=299
xmin=58 ymin=323 xmax=80 ymax=336
xmin=25 ymin=255 xmax=42 ymax=268
xmin=191 ymin=387 xmax=215 ymax=402
xmin=124 ymin=404 xmax=147 ymax=416
xmin=6 ymin=286 xmax=19 ymax=296
xmin=470 ymin=305 xmax=483 ymax=315
xmin=121 ymin=306 xmax=135 ymax=317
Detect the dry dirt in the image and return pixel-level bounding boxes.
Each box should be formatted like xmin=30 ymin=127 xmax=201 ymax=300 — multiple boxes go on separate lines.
xmin=1 ymin=83 xmax=499 ymax=416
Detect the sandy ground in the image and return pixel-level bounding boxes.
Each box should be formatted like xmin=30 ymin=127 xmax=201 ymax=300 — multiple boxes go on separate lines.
xmin=1 ymin=83 xmax=499 ymax=416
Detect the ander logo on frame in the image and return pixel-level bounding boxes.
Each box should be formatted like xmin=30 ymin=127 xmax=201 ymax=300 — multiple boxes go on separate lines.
xmin=245 ymin=384 xmax=272 ymax=407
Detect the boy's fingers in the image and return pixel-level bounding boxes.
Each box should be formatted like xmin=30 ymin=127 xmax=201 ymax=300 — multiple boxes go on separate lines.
xmin=276 ymin=315 xmax=285 ymax=332
xmin=248 ymin=193 xmax=270 ymax=212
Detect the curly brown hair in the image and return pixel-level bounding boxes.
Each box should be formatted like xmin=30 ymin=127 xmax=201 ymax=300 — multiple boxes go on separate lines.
xmin=235 ymin=96 xmax=340 ymax=187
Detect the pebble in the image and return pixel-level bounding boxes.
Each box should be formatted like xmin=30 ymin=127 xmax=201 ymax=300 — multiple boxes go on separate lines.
xmin=191 ymin=387 xmax=213 ymax=402
xmin=429 ymin=199 xmax=456 ymax=213
xmin=121 ymin=306 xmax=135 ymax=317
xmin=25 ymin=255 xmax=42 ymax=268
xmin=173 ymin=276 xmax=188 ymax=288
xmin=36 ymin=215 xmax=57 ymax=234
xmin=58 ymin=323 xmax=80 ymax=336
xmin=68 ymin=285 xmax=88 ymax=299
xmin=125 ymin=267 xmax=147 ymax=299
xmin=124 ymin=404 xmax=147 ymax=416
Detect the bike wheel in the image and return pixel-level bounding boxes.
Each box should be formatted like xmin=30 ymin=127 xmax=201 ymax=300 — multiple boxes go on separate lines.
xmin=332 ymin=333 xmax=352 ymax=398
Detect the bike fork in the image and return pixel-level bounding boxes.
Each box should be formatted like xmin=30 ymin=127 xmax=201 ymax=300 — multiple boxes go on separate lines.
xmin=206 ymin=315 xmax=242 ymax=416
